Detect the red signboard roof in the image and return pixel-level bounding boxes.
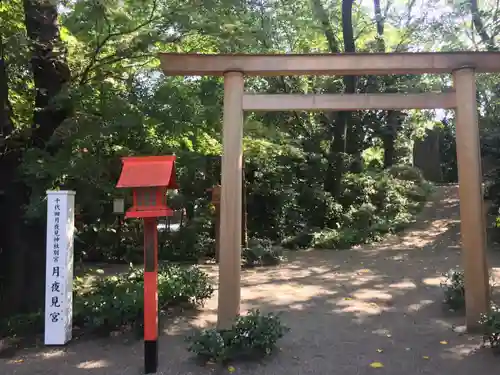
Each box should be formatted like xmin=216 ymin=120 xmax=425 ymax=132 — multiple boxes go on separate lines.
xmin=116 ymin=156 xmax=178 ymax=188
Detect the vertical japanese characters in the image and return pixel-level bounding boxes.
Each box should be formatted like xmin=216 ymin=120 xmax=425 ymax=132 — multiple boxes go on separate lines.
xmin=48 ymin=197 xmax=62 ymax=324
xmin=44 ymin=191 xmax=75 ymax=346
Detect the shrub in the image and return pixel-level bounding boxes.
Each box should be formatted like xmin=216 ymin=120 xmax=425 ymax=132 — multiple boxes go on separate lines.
xmin=441 ymin=268 xmax=466 ymax=311
xmin=73 ymin=264 xmax=214 ymax=334
xmin=186 ymin=309 xmax=290 ymax=363
xmin=479 ymin=304 xmax=500 ymax=350
xmin=242 ymin=238 xmax=284 ymax=267
xmin=282 ymin=168 xmax=432 ymax=251
xmin=1 ymin=265 xmax=214 ymax=339
xmin=0 ymin=312 xmax=44 ymax=338
xmin=387 ymin=164 xmax=425 ymax=183
xmin=281 ymin=231 xmax=316 ymax=249
xmin=160 ymin=215 xmax=215 ymax=261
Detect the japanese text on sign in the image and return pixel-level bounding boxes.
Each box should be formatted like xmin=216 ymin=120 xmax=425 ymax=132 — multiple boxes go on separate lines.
xmin=45 ymin=191 xmax=75 ymax=345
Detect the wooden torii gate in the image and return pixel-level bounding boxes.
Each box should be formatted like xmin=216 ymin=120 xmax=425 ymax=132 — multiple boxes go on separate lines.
xmin=159 ymin=52 xmax=500 ymax=331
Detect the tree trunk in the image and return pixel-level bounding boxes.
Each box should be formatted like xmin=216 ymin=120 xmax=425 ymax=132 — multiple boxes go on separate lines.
xmin=374 ymin=0 xmax=397 ymax=168
xmin=469 ymin=0 xmax=497 ymax=51
xmin=382 ymin=132 xmax=395 ymax=168
xmin=0 ymin=0 xmax=72 ymax=316
xmin=310 ymin=0 xmax=346 ymax=196
xmin=23 ymin=0 xmax=71 ymax=150
xmin=0 ymin=37 xmax=13 ymax=137
xmin=341 ymin=0 xmax=361 ymax=172
xmin=0 ymin=32 xmax=30 ymax=317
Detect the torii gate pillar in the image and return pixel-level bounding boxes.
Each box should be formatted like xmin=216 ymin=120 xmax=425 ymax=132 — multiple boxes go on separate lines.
xmin=453 ymin=67 xmax=490 ymax=330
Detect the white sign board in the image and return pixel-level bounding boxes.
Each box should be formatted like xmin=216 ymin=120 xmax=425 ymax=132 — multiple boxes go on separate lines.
xmin=44 ymin=190 xmax=75 ymax=345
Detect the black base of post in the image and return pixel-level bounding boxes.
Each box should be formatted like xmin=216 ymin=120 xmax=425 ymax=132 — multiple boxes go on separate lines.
xmin=144 ymin=340 xmax=158 ymax=374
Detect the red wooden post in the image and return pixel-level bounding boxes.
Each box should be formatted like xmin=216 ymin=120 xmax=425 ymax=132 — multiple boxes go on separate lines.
xmin=115 ymin=155 xmax=177 ymax=374
xmin=143 ymin=217 xmax=158 ymax=372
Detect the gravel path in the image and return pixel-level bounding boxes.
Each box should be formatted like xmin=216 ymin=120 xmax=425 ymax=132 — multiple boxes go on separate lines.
xmin=2 ymin=184 xmax=500 ymax=375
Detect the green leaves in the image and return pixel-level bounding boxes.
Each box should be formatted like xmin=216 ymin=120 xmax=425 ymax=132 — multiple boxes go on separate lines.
xmin=73 ymin=264 xmax=214 ymax=334
xmin=242 ymin=237 xmax=284 ymax=268
xmin=1 ymin=264 xmax=214 ymax=337
xmin=186 ymin=309 xmax=290 ymax=363
xmin=479 ymin=304 xmax=500 ymax=350
xmin=441 ymin=268 xmax=466 ymax=311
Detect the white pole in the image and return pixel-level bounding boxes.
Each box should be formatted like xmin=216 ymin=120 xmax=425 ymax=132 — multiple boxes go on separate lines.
xmin=44 ymin=190 xmax=76 ymax=345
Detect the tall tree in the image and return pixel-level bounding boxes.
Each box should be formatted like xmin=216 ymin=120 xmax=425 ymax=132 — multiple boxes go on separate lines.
xmin=0 ymin=0 xmax=71 ymax=316
xmin=0 ymin=0 xmax=29 ymax=317
xmin=469 ymin=0 xmax=498 ymax=51
xmin=0 ymin=36 xmax=13 ymax=138
xmin=0 ymin=22 xmax=18 ymax=315
xmin=310 ymin=0 xmax=347 ymax=196
xmin=23 ymin=0 xmax=71 ymax=150
xmin=373 ymin=0 xmax=397 ymax=167
xmin=341 ymin=0 xmax=361 ymax=168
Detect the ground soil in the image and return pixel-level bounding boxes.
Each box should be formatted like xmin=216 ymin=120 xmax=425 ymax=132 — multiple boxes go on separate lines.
xmin=2 ymin=184 xmax=500 ymax=375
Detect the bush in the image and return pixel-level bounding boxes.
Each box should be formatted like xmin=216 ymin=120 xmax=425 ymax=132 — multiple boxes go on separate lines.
xmin=73 ymin=264 xmax=214 ymax=334
xmin=0 ymin=312 xmax=44 ymax=338
xmin=387 ymin=164 xmax=425 ymax=183
xmin=441 ymin=268 xmax=466 ymax=311
xmin=160 ymin=215 xmax=215 ymax=262
xmin=186 ymin=309 xmax=290 ymax=363
xmin=242 ymin=238 xmax=284 ymax=267
xmin=0 ymin=265 xmax=214 ymax=338
xmin=282 ymin=167 xmax=432 ymax=250
xmin=479 ymin=304 xmax=500 ymax=350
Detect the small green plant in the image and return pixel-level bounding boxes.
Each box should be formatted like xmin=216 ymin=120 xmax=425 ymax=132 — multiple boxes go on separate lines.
xmin=441 ymin=268 xmax=466 ymax=311
xmin=479 ymin=304 xmax=500 ymax=350
xmin=0 ymin=312 xmax=43 ymax=338
xmin=387 ymin=164 xmax=425 ymax=183
xmin=242 ymin=238 xmax=284 ymax=267
xmin=186 ymin=309 xmax=290 ymax=363
xmin=1 ymin=265 xmax=214 ymax=338
xmin=73 ymin=264 xmax=214 ymax=334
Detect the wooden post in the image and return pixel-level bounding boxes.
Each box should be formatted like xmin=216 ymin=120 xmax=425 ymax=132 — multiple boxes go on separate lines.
xmin=213 ymin=169 xmax=246 ymax=261
xmin=242 ymin=159 xmax=248 ymax=249
xmin=143 ymin=217 xmax=159 ymax=374
xmin=211 ymin=185 xmax=221 ymax=262
xmin=217 ymin=71 xmax=244 ymax=329
xmin=453 ymin=67 xmax=490 ymax=330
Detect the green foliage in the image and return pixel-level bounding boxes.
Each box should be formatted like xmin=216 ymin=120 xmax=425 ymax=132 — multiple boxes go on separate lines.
xmin=160 ymin=214 xmax=216 ymax=262
xmin=479 ymin=304 xmax=500 ymax=350
xmin=242 ymin=238 xmax=284 ymax=267
xmin=0 ymin=265 xmax=214 ymax=337
xmin=441 ymin=268 xmax=466 ymax=311
xmin=282 ymin=166 xmax=432 ymax=250
xmin=2 ymin=0 xmax=438 ymax=270
xmin=73 ymin=265 xmax=214 ymax=334
xmin=1 ymin=0 xmax=472 ymax=320
xmin=186 ymin=309 xmax=290 ymax=363
xmin=0 ymin=311 xmax=43 ymax=338
xmin=387 ymin=164 xmax=425 ymax=183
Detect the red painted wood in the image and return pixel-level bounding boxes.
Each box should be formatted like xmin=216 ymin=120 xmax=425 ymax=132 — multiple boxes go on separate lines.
xmin=125 ymin=208 xmax=173 ymax=218
xmin=144 ymin=271 xmax=158 ymax=341
xmin=116 ymin=155 xmax=178 ymax=188
xmin=143 ymin=218 xmax=158 ymax=341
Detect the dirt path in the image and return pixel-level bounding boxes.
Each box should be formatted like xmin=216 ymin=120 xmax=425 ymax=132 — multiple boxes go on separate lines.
xmin=2 ymin=185 xmax=500 ymax=375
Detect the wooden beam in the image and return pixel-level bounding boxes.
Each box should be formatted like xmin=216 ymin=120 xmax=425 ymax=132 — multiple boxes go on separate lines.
xmin=217 ymin=71 xmax=244 ymax=329
xmin=159 ymin=52 xmax=500 ymax=76
xmin=453 ymin=67 xmax=490 ymax=331
xmin=242 ymin=92 xmax=456 ymax=111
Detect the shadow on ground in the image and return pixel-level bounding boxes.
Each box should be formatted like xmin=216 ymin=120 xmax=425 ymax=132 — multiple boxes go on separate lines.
xmin=2 ymin=185 xmax=500 ymax=375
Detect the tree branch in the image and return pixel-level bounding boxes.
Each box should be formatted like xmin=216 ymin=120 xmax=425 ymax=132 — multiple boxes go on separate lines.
xmin=310 ymin=0 xmax=341 ymax=53
xmin=470 ymin=0 xmax=497 ymax=51
xmin=77 ymin=0 xmax=159 ymax=85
